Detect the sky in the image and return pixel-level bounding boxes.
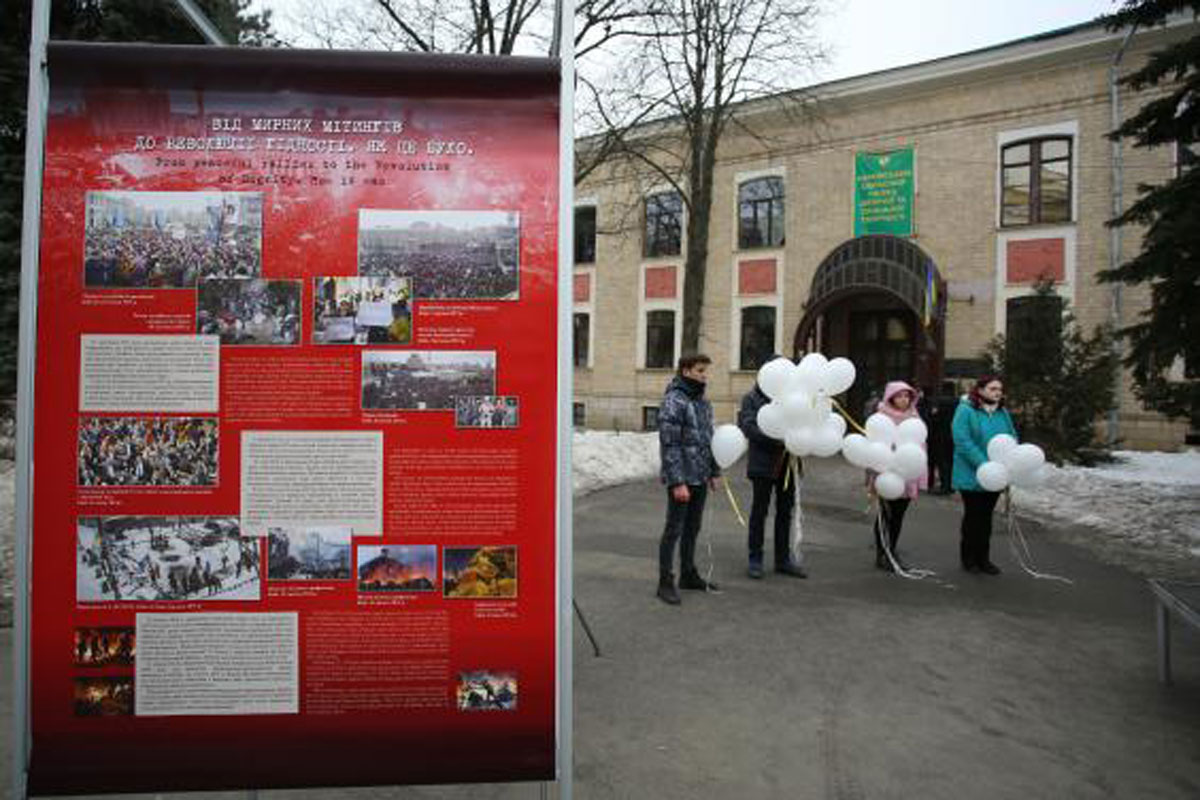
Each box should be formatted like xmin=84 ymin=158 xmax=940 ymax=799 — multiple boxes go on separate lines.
xmin=258 ymin=0 xmax=1124 ymax=84
xmin=816 ymin=0 xmax=1121 ymax=82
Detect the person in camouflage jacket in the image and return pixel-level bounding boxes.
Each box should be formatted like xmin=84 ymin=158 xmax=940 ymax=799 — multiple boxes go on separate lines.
xmin=656 ymin=353 xmax=721 ymax=605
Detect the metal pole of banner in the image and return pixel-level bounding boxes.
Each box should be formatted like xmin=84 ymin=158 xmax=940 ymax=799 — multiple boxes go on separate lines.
xmin=173 ymin=0 xmax=230 ymax=46
xmin=13 ymin=2 xmax=51 ymax=799
xmin=553 ymin=0 xmax=576 ymax=796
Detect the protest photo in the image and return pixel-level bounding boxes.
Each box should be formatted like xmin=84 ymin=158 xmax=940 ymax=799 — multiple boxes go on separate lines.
xmin=454 ymin=395 xmax=519 ymax=429
xmin=267 ymin=526 xmax=352 ymax=581
xmin=358 ymin=209 xmax=520 ymax=300
xmin=77 ymin=416 xmax=218 ymax=487
xmin=83 ymin=190 xmax=262 ymax=288
xmin=443 ymin=546 xmax=517 ymax=598
xmin=76 ymin=516 xmax=261 ymax=602
xmin=356 ymin=545 xmax=438 ymax=592
xmin=197 ymin=278 xmax=301 ymax=345
xmin=73 ymin=628 xmax=136 ymax=668
xmin=456 ymin=671 xmax=518 ymax=712
xmin=312 ymin=276 xmax=412 ymax=345
xmin=73 ymin=678 xmax=134 ymax=717
xmin=361 ymin=350 xmax=496 ymax=411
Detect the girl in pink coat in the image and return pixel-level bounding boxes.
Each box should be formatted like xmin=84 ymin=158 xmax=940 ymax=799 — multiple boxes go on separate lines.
xmin=870 ymin=381 xmax=928 ymax=571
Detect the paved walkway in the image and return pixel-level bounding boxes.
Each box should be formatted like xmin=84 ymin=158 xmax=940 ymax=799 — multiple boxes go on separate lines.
xmin=4 ymin=460 xmax=1200 ymax=799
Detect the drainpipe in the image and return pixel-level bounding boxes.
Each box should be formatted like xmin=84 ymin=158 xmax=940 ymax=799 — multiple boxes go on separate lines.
xmin=1108 ymin=22 xmax=1138 ymax=446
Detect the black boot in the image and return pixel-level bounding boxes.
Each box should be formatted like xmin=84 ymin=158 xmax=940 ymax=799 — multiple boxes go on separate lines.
xmin=656 ymin=573 xmax=681 ymax=605
xmin=679 ymin=568 xmax=719 ymax=591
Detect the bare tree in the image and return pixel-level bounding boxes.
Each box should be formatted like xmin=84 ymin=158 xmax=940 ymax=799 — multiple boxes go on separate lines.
xmin=584 ymin=0 xmax=823 ymax=354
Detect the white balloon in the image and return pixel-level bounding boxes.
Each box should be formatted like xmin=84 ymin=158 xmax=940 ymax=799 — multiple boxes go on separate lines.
xmin=780 ymin=391 xmax=819 ymax=428
xmin=756 ymin=402 xmax=788 ymax=440
xmin=875 ymin=471 xmax=907 ymax=500
xmin=895 ymin=417 xmax=928 ymax=446
xmin=756 ymin=357 xmax=795 ymax=400
xmin=864 ymin=441 xmax=894 ymax=473
xmin=987 ymin=433 xmax=1019 ymax=464
xmin=892 ymin=443 xmax=927 ymax=480
xmin=1011 ymin=464 xmax=1048 ymax=488
xmin=976 ymin=461 xmax=1011 ymax=492
xmin=785 ymin=427 xmax=815 ymax=457
xmin=810 ymin=425 xmax=844 ymax=458
xmin=1008 ymin=443 xmax=1046 ymax=477
xmin=841 ymin=433 xmax=869 ymax=467
xmin=711 ymin=424 xmax=748 ymax=469
xmin=823 ymin=357 xmax=857 ymax=395
xmin=826 ymin=412 xmax=847 ymax=439
xmin=793 ymin=353 xmax=828 ymax=393
xmin=864 ymin=413 xmax=897 ymax=445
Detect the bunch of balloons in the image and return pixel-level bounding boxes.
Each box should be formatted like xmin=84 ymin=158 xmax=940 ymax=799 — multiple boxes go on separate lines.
xmin=975 ymin=434 xmax=1047 ymax=491
xmin=751 ymin=354 xmax=858 ymax=458
xmin=841 ymin=413 xmax=928 ymax=499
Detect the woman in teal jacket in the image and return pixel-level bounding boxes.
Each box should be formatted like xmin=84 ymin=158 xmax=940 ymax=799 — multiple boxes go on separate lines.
xmin=951 ymin=375 xmax=1017 ymax=574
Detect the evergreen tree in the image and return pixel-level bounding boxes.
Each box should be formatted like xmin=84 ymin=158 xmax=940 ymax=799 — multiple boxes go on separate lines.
xmin=983 ymin=281 xmax=1119 ymax=466
xmin=0 ymin=1 xmax=275 ymax=398
xmin=1100 ymin=1 xmax=1200 ymax=426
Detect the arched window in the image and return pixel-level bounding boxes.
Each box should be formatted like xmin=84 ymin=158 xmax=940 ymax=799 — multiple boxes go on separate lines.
xmin=1001 ymin=137 xmax=1072 ymax=226
xmin=738 ymin=176 xmax=785 ymax=249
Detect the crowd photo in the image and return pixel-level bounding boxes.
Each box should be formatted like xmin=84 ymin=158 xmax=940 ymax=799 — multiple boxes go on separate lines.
xmin=76 ymin=516 xmax=261 ymax=602
xmin=361 ymin=350 xmax=496 ymax=411
xmin=358 ymin=209 xmax=520 ymax=300
xmin=83 ymin=190 xmax=262 ymax=288
xmin=77 ymin=416 xmax=218 ymax=487
xmin=312 ymin=276 xmax=412 ymax=344
xmin=197 ymin=278 xmax=301 ymax=345
xmin=73 ymin=678 xmax=134 ymax=716
xmin=456 ymin=671 xmax=518 ymax=711
xmin=73 ymin=627 xmax=136 ymax=668
xmin=267 ymin=526 xmax=352 ymax=581
xmin=454 ymin=395 xmax=519 ymax=429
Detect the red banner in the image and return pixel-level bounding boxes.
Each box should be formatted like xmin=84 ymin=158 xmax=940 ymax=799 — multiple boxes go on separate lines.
xmin=27 ymin=43 xmax=561 ymax=795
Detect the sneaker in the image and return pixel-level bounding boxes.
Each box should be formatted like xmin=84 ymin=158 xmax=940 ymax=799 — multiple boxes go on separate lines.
xmin=656 ymin=575 xmax=681 ymax=605
xmin=775 ymin=562 xmax=808 ymax=579
xmin=979 ymin=562 xmax=1002 ymax=576
xmin=748 ymin=557 xmax=764 ymax=580
xmin=679 ymin=570 xmax=719 ymax=591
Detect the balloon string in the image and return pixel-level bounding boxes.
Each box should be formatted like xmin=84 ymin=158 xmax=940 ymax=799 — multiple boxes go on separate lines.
xmin=790 ymin=470 xmax=805 ymax=565
xmin=874 ymin=500 xmax=935 ymax=581
xmin=1004 ymin=492 xmax=1073 ymax=584
xmin=721 ymin=476 xmax=747 ymax=528
xmin=831 ymin=397 xmax=868 ymax=435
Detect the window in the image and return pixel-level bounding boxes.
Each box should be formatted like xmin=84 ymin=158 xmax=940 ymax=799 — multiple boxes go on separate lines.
xmin=644 ymin=191 xmax=683 ymax=258
xmin=645 ymin=309 xmax=675 ymax=369
xmin=642 ymin=406 xmax=659 ymax=431
xmin=1001 ymin=137 xmax=1072 ymax=226
xmin=573 ymin=312 xmax=590 ymax=368
xmin=1005 ymin=295 xmax=1063 ymax=367
xmin=573 ymin=402 xmax=586 ymax=427
xmin=738 ymin=177 xmax=785 ymax=249
xmin=574 ymin=206 xmax=596 ymax=264
xmin=739 ymin=306 xmax=776 ymax=371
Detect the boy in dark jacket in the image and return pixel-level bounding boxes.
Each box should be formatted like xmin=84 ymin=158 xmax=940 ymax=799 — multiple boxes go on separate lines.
xmin=657 ymin=353 xmax=720 ymax=604
xmin=737 ymin=373 xmax=808 ymax=579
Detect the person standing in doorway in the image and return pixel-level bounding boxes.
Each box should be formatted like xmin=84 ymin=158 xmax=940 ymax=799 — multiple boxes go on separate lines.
xmin=951 ymin=375 xmax=1017 ymax=575
xmin=657 ymin=353 xmax=721 ymax=604
xmin=737 ymin=366 xmax=807 ymax=579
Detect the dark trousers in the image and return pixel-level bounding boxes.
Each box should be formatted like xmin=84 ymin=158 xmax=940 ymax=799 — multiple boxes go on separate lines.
xmin=960 ymin=490 xmax=1001 ymax=567
xmin=874 ymin=497 xmax=911 ymax=556
xmin=748 ymin=474 xmax=794 ymax=565
xmin=659 ymin=483 xmax=708 ymax=577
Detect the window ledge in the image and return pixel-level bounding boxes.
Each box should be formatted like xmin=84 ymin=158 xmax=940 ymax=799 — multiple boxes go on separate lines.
xmin=996 ymin=221 xmax=1076 ymax=232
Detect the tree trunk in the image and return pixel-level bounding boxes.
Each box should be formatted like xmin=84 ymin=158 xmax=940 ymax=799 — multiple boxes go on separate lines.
xmin=681 ymin=118 xmax=720 ymax=356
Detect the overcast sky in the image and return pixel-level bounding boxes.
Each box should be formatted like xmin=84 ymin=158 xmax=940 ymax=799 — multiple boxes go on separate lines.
xmin=817 ymin=0 xmax=1120 ymax=82
xmin=259 ymin=0 xmax=1122 ymax=82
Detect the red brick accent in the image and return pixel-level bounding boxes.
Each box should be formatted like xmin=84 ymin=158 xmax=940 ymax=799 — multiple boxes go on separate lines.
xmin=1006 ymin=238 xmax=1065 ymax=284
xmin=644 ymin=266 xmax=677 ymax=299
xmin=574 ymin=273 xmax=590 ymax=303
xmin=738 ymin=258 xmax=777 ymax=295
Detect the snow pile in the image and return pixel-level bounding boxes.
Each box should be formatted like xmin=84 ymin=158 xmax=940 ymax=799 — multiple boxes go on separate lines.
xmin=1013 ymin=450 xmax=1200 ymax=561
xmin=572 ymin=430 xmax=659 ymax=495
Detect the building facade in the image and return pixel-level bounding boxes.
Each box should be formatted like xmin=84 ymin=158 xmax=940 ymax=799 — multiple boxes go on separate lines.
xmin=572 ymin=19 xmax=1198 ymax=449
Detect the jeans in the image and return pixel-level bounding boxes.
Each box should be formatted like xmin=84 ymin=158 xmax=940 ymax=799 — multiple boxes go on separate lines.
xmin=748 ymin=474 xmax=795 ymax=565
xmin=658 ymin=483 xmax=708 ymax=577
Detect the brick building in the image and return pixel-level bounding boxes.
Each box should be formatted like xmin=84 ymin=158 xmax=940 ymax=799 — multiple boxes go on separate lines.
xmin=570 ymin=18 xmax=1198 ymax=449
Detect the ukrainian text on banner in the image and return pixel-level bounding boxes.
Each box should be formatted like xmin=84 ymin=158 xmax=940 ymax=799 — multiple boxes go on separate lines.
xmin=28 ymin=43 xmax=560 ymax=795
xmin=854 ymin=148 xmax=915 ymax=237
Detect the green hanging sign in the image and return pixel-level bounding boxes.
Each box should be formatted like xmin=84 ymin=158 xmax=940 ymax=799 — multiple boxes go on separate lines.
xmin=854 ymin=148 xmax=915 ymax=237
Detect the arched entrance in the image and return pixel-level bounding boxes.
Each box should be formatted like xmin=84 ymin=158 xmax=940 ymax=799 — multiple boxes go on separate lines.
xmin=793 ymin=235 xmax=947 ymax=416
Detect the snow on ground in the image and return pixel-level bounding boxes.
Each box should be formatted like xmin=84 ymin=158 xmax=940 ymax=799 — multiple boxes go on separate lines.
xmin=2 ymin=439 xmax=1198 ymax=614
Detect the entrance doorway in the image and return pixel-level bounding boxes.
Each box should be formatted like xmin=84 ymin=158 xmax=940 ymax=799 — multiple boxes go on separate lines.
xmin=848 ymin=308 xmax=916 ymax=417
